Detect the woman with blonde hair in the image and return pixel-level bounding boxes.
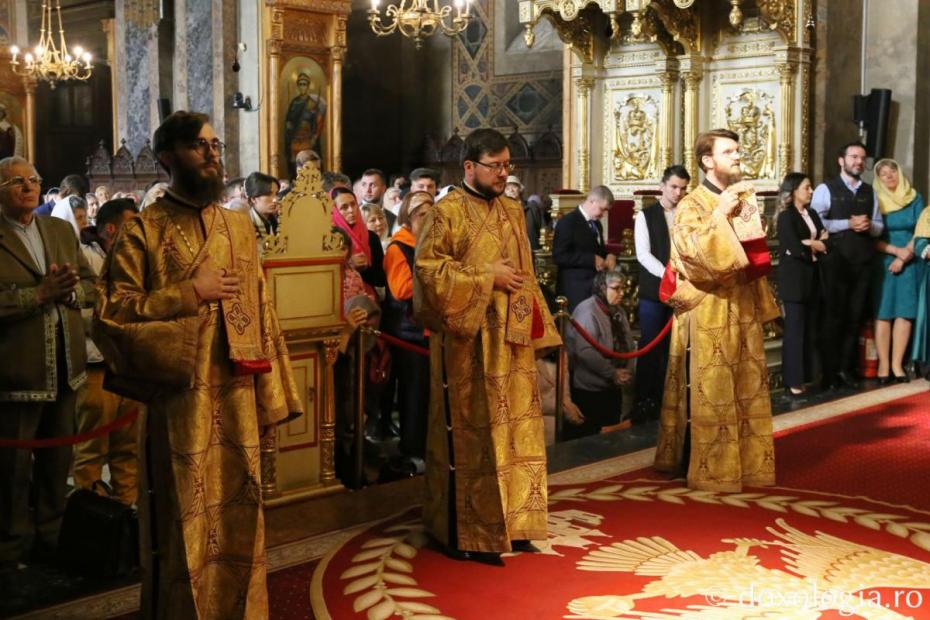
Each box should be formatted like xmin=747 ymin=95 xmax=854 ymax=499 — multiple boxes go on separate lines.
xmin=873 ymin=158 xmax=925 ymax=383
xmin=364 ymin=203 xmax=392 ymax=250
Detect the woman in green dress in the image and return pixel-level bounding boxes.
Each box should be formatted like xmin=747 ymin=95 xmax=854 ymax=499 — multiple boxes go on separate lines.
xmin=873 ymin=159 xmax=925 ymax=382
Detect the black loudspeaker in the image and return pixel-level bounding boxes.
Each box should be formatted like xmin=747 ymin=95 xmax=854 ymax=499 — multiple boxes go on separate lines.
xmin=852 ymin=88 xmax=892 ymax=159
xmin=158 ymin=98 xmax=172 ymax=121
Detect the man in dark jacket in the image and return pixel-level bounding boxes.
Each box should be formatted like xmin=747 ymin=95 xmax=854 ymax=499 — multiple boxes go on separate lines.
xmin=552 ymin=185 xmax=616 ymax=310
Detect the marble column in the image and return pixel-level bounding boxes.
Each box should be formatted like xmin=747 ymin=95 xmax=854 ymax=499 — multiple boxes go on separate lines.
xmin=114 ymin=0 xmax=161 ymax=154
xmin=776 ymin=60 xmax=797 ymax=180
xmin=681 ymin=68 xmax=702 ymax=187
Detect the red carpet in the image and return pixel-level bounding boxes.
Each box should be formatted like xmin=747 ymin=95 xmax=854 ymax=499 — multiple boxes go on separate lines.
xmin=309 ymin=393 xmax=930 ymax=619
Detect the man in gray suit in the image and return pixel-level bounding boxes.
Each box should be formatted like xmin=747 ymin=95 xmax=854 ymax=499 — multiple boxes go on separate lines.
xmin=0 ymin=156 xmax=96 ymax=568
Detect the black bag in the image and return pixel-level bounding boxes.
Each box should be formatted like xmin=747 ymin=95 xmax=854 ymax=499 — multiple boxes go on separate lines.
xmin=57 ymin=483 xmax=139 ymax=578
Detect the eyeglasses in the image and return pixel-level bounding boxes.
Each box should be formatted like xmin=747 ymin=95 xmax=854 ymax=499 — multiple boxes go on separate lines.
xmin=472 ymin=160 xmax=515 ymax=174
xmin=0 ymin=175 xmax=43 ymax=189
xmin=187 ymin=138 xmax=225 ymax=156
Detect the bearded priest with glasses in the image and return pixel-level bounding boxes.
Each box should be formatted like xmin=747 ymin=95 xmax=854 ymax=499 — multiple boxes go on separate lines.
xmin=414 ymin=128 xmax=561 ymax=563
xmin=94 ymin=111 xmax=303 ymax=619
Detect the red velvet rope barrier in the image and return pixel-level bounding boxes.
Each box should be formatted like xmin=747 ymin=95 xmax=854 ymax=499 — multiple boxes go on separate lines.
xmin=0 ymin=408 xmax=139 ymax=449
xmin=377 ymin=331 xmax=431 ymax=357
xmin=570 ymin=316 xmax=674 ymax=360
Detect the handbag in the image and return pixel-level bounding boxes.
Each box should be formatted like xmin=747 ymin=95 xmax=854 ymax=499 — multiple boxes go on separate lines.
xmin=57 ymin=481 xmax=139 ymax=578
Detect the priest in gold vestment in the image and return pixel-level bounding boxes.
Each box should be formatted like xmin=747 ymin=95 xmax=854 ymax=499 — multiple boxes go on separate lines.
xmin=655 ymin=129 xmax=781 ymax=492
xmin=414 ymin=129 xmax=560 ymax=557
xmin=95 ymin=112 xmax=302 ymax=619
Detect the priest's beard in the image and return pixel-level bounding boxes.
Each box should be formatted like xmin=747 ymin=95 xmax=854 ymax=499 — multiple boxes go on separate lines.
xmin=173 ymin=160 xmax=225 ymax=205
xmin=471 ymin=177 xmax=504 ymax=200
xmin=714 ymin=165 xmax=742 ymax=188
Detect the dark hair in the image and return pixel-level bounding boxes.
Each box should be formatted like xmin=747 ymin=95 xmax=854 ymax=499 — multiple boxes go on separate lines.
xmin=661 ymin=165 xmax=691 ymax=183
xmin=68 ymin=195 xmax=87 ymax=212
xmin=244 ymin=172 xmax=279 ymax=199
xmin=778 ymin=172 xmax=810 ymax=211
xmin=397 ymin=190 xmax=434 ymax=228
xmin=837 ymin=141 xmax=867 ymax=158
xmin=96 ymin=198 xmax=138 ymax=229
xmin=153 ymin=111 xmax=209 ymax=159
xmin=695 ymin=128 xmax=740 ymax=172
xmin=330 ymin=186 xmax=355 ymax=201
xmin=59 ymin=174 xmax=89 ymax=198
xmin=461 ymin=128 xmax=508 ymax=166
xmin=361 ymin=168 xmax=386 ymax=184
xmin=409 ymin=167 xmax=440 ymax=184
xmin=322 ymin=171 xmax=351 ymax=193
xmin=330 ymin=226 xmax=351 ymax=254
xmin=277 ymin=186 xmax=292 ymax=201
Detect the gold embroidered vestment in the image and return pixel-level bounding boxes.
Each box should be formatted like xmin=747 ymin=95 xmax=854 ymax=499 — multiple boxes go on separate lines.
xmin=414 ymin=188 xmax=561 ymax=553
xmin=654 ymin=184 xmax=780 ymax=492
xmin=95 ymin=197 xmax=302 ymax=619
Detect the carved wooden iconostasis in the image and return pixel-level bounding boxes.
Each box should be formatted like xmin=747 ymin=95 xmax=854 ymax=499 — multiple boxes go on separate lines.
xmin=520 ymin=0 xmax=813 ymax=196
xmin=259 ymin=0 xmax=351 ymax=504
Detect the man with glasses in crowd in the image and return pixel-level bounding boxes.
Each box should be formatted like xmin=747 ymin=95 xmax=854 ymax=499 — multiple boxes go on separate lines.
xmin=414 ymin=128 xmax=561 ymax=563
xmin=94 ymin=111 xmax=303 ymax=618
xmin=0 ymin=157 xmax=96 ymax=570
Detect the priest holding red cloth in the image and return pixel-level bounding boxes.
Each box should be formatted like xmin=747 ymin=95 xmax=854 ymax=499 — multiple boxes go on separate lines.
xmin=655 ymin=128 xmax=780 ymax=492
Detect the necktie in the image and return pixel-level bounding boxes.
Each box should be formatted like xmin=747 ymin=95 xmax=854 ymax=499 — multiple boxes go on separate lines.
xmin=589 ymin=220 xmax=602 ymax=247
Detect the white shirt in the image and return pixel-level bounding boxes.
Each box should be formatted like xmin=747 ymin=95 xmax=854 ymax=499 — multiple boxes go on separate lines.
xmin=634 ymin=203 xmax=676 ymax=279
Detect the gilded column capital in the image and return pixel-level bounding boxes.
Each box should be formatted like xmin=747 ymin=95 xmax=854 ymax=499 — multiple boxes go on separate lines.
xmin=776 ymin=61 xmax=798 ymax=80
xmin=682 ymin=71 xmax=702 ymax=90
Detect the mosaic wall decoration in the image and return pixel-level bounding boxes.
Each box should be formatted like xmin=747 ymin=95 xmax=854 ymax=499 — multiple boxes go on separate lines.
xmin=451 ymin=0 xmax=561 ymax=139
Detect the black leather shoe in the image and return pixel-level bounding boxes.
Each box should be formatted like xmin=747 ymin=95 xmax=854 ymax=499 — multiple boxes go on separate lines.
xmin=877 ymin=375 xmax=894 ymax=386
xmin=510 ymin=540 xmax=542 ymax=553
xmin=836 ymin=371 xmax=861 ymax=389
xmin=894 ymin=373 xmax=910 ymax=383
xmin=783 ymin=390 xmax=808 ymax=405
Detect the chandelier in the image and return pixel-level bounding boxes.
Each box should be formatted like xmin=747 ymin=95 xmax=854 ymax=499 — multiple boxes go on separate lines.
xmin=369 ymin=0 xmax=473 ymax=49
xmin=8 ymin=0 xmax=93 ymax=89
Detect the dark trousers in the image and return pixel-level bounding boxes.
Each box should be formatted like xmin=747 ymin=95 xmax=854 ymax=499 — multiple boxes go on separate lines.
xmin=0 ymin=388 xmax=76 ymax=564
xmin=633 ymin=298 xmax=672 ymax=420
xmin=564 ymin=385 xmax=621 ymax=440
xmin=394 ymin=346 xmax=430 ymax=459
xmin=819 ymin=257 xmax=873 ymax=379
xmin=782 ymin=300 xmax=819 ymax=389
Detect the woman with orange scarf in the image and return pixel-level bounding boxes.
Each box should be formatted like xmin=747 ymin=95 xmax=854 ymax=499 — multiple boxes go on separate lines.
xmin=873 ymin=159 xmax=926 ymax=382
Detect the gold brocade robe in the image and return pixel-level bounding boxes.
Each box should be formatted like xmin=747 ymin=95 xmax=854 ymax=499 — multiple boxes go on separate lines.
xmin=414 ymin=187 xmax=561 ymax=553
xmin=654 ymin=183 xmax=780 ymax=492
xmin=94 ymin=196 xmax=302 ymax=619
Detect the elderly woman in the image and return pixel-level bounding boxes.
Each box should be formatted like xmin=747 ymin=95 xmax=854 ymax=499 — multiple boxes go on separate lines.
xmin=565 ymin=268 xmax=634 ymax=440
xmin=364 ymin=204 xmax=392 ymax=250
xmin=873 ymin=159 xmax=926 ymax=383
